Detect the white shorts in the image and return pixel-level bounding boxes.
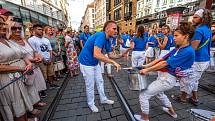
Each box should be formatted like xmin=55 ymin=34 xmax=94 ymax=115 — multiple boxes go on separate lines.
xmin=145 ymin=47 xmax=154 ymax=58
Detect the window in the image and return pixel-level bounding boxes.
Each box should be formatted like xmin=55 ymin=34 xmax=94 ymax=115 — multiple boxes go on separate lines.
xmin=114 ymin=0 xmax=121 ymax=7
xmin=163 ymin=0 xmax=167 ymax=5
xmin=92 ymin=9 xmax=94 ymax=13
xmin=156 ymin=0 xmax=160 ymax=6
xmin=114 ymin=8 xmax=121 ymax=20
xmin=92 ymin=14 xmax=94 ymax=18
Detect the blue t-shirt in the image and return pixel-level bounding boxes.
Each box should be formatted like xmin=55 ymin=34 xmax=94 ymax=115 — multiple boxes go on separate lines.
xmin=191 ymin=25 xmax=212 ymax=62
xmin=78 ymin=32 xmax=112 ymax=66
xmin=144 ymin=32 xmax=149 ymax=41
xmin=132 ymin=36 xmax=147 ymax=51
xmin=169 ymin=34 xmax=175 ymax=47
xmin=110 ymin=37 xmax=117 ymax=47
xmin=120 ymin=34 xmax=131 ymax=48
xmin=163 ymin=35 xmax=172 ymax=50
xmin=162 ymin=45 xmax=195 ymax=76
xmin=147 ymin=36 xmax=158 ymax=48
xmin=79 ymin=32 xmax=91 ymax=46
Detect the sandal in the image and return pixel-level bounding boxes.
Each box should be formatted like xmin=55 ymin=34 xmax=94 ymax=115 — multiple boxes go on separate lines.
xmin=189 ymin=98 xmax=200 ymax=106
xmin=34 ymin=102 xmax=47 ymax=107
xmin=30 ymin=109 xmax=41 ymax=115
xmin=172 ymin=95 xmax=187 ymax=104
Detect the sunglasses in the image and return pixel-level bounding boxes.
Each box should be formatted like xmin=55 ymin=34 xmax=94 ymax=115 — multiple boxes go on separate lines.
xmin=11 ymin=27 xmax=22 ymax=31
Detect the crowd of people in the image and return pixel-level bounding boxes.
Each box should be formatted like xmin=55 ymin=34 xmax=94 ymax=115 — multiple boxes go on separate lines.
xmin=0 ymin=6 xmax=215 ymax=121
xmin=0 ymin=8 xmax=84 ymax=121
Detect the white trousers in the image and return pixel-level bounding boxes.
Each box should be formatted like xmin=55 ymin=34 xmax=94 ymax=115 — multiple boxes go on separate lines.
xmin=139 ymin=72 xmax=176 ymax=114
xmin=189 ymin=62 xmax=209 ymax=92
xmin=159 ymin=50 xmax=170 ymax=59
xmin=101 ymin=54 xmax=112 ymax=74
xmin=131 ymin=51 xmax=145 ymax=67
xmin=80 ymin=64 xmax=108 ymax=107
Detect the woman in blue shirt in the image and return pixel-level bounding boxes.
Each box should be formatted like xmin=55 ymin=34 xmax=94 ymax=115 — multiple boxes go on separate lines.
xmin=145 ymin=29 xmax=158 ymax=64
xmin=124 ymin=26 xmax=147 ymax=67
xmin=157 ymin=25 xmax=172 ymax=58
xmin=134 ymin=23 xmax=195 ymax=121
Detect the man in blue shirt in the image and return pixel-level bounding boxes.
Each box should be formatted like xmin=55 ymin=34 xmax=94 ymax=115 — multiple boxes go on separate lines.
xmin=189 ymin=9 xmax=212 ymax=105
xmin=79 ymin=25 xmax=91 ymax=49
xmin=79 ymin=21 xmax=122 ymax=112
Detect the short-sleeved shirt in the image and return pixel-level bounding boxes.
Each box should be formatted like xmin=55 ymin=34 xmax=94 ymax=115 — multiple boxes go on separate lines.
xmin=28 ymin=36 xmax=52 ymax=61
xmin=78 ymin=32 xmax=112 ymax=66
xmin=132 ymin=36 xmax=147 ymax=51
xmin=147 ymin=35 xmax=158 ymax=48
xmin=79 ymin=32 xmax=91 ymax=46
xmin=120 ymin=34 xmax=131 ymax=48
xmin=163 ymin=35 xmax=172 ymax=50
xmin=162 ymin=45 xmax=195 ymax=76
xmin=45 ymin=36 xmax=57 ymax=51
xmin=191 ymin=25 xmax=212 ymax=62
xmin=169 ymin=34 xmax=175 ymax=47
xmin=144 ymin=32 xmax=149 ymax=41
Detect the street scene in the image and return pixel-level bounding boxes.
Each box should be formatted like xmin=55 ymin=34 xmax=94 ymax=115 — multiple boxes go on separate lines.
xmin=0 ymin=0 xmax=215 ymax=121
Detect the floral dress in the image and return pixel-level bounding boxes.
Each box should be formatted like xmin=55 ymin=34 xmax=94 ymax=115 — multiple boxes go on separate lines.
xmin=65 ymin=35 xmax=79 ymax=71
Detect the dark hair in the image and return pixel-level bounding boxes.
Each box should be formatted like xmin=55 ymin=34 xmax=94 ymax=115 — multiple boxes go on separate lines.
xmin=84 ymin=25 xmax=89 ymax=29
xmin=136 ymin=26 xmax=145 ymax=38
xmin=175 ymin=22 xmax=195 ymax=39
xmin=33 ymin=24 xmax=43 ymax=29
xmin=200 ymin=8 xmax=212 ymax=27
xmin=103 ymin=20 xmax=117 ymax=31
xmin=162 ymin=25 xmax=171 ymax=32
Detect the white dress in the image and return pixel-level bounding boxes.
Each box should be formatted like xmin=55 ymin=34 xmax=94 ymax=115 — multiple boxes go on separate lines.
xmin=0 ymin=40 xmax=33 ymax=121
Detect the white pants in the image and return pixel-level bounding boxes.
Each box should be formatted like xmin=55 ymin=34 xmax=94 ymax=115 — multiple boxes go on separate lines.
xmin=139 ymin=72 xmax=176 ymax=114
xmin=189 ymin=62 xmax=209 ymax=92
xmin=120 ymin=46 xmax=129 ymax=56
xmin=131 ymin=51 xmax=145 ymax=67
xmin=145 ymin=47 xmax=154 ymax=58
xmin=80 ymin=64 xmax=108 ymax=107
xmin=159 ymin=50 xmax=170 ymax=59
xmin=101 ymin=54 xmax=112 ymax=74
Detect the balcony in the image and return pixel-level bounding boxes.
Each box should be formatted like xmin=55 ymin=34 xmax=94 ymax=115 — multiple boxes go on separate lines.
xmin=124 ymin=11 xmax=132 ymax=20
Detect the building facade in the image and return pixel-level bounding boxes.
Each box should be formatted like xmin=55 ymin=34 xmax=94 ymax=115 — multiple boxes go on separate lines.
xmin=106 ymin=0 xmax=137 ymax=33
xmin=95 ymin=0 xmax=107 ymax=31
xmin=81 ymin=2 xmax=95 ymax=32
xmin=0 ymin=0 xmax=69 ymax=28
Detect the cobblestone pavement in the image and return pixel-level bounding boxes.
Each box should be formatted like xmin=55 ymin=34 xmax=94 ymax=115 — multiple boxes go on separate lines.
xmin=45 ymin=59 xmax=215 ymax=121
xmin=50 ymin=75 xmax=128 ymax=121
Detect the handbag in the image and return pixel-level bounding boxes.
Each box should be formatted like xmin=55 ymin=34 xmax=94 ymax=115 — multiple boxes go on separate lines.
xmin=54 ymin=61 xmax=65 ymax=71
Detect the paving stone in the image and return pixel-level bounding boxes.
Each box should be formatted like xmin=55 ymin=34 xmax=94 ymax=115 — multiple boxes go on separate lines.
xmin=86 ymin=113 xmax=101 ymax=121
xmin=110 ymin=108 xmax=124 ymax=117
xmin=116 ymin=115 xmax=128 ymax=121
xmin=76 ymin=115 xmax=87 ymax=121
xmin=101 ymin=111 xmax=111 ymax=120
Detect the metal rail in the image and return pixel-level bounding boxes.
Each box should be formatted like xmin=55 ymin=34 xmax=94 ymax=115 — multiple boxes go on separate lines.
xmin=109 ymin=77 xmax=136 ymax=121
xmin=42 ymin=74 xmax=69 ymax=121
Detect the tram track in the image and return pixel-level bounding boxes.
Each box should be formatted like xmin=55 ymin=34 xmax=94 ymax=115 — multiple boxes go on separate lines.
xmin=42 ymin=74 xmax=70 ymax=121
xmin=109 ymin=77 xmax=136 ymax=121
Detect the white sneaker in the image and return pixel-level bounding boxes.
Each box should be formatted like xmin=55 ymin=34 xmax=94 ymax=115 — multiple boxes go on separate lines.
xmin=101 ymin=99 xmax=114 ymax=105
xmin=162 ymin=107 xmax=177 ymax=118
xmin=89 ymin=105 xmax=99 ymax=112
xmin=134 ymin=114 xmax=149 ymax=121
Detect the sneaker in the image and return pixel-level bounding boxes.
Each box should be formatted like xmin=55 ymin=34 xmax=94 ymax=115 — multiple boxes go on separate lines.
xmin=134 ymin=114 xmax=149 ymax=121
xmin=89 ymin=105 xmax=98 ymax=112
xmin=49 ymin=84 xmax=60 ymax=89
xmin=162 ymin=107 xmax=177 ymax=118
xmin=101 ymin=99 xmax=114 ymax=105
